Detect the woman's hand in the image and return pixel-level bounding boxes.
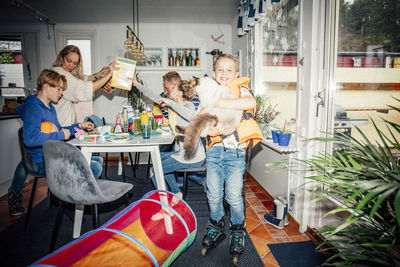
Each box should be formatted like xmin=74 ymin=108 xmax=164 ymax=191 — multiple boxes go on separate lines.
xmin=108 ymin=61 xmax=119 ymax=72
xmin=96 ymin=66 xmax=109 ymax=79
xmin=61 ymin=128 xmax=71 ymax=140
xmin=79 ymin=121 xmax=94 ymax=131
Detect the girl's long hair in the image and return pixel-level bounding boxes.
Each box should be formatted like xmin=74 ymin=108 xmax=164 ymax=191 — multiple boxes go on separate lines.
xmin=52 ymin=45 xmax=84 ymax=80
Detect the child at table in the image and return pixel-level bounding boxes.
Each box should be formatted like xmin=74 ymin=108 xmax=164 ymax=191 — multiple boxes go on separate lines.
xmin=201 ymin=54 xmax=262 ymax=259
xmin=130 ymin=76 xmax=205 ymax=198
xmin=8 ymin=69 xmax=103 ymax=216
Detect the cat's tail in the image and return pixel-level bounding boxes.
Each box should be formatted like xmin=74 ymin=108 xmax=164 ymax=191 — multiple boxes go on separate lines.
xmin=184 ymin=113 xmax=218 ymax=159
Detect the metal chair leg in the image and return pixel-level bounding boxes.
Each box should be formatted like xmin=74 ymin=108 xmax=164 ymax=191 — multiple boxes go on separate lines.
xmin=105 ymin=153 xmax=109 ymax=179
xmin=135 ymin=152 xmax=140 ymax=169
xmin=128 ymin=152 xmax=136 ymax=177
xmin=24 ymin=176 xmax=39 ymax=229
xmin=50 ymin=200 xmax=64 ymax=252
xmin=183 ymin=172 xmax=189 ymax=200
xmin=91 ymin=204 xmax=99 ymax=229
xmin=146 ymin=154 xmax=151 ymax=180
xmin=120 ymin=152 xmax=126 ymax=183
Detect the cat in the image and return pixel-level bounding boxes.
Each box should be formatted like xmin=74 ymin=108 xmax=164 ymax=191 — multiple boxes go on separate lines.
xmin=182 ymin=77 xmax=242 ymax=158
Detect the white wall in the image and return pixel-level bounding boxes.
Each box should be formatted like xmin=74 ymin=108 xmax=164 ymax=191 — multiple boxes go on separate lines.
xmin=1 ymin=22 xmax=233 ymax=123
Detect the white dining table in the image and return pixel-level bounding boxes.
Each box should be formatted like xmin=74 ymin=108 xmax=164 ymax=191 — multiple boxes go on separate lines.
xmin=68 ymin=129 xmax=175 ymax=238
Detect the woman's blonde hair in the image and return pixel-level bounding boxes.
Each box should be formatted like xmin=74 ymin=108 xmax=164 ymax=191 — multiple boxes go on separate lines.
xmin=37 ymin=69 xmax=67 ymax=91
xmin=178 ymin=79 xmax=197 ymax=101
xmin=52 ymin=45 xmax=84 ymax=80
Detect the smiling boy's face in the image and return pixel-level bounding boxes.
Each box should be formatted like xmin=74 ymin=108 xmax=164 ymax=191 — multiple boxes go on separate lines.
xmin=212 ymin=57 xmax=239 ymax=86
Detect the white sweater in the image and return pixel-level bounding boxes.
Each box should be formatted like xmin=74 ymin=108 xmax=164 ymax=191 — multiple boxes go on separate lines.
xmin=52 ymin=67 xmax=93 ymax=126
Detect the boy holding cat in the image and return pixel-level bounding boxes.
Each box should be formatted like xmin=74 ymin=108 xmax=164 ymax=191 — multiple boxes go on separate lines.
xmin=201 ymin=54 xmax=262 ymax=260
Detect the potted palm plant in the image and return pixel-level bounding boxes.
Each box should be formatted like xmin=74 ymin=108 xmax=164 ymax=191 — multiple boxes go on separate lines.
xmin=298 ymin=100 xmax=400 ymax=266
xmin=255 ymin=95 xmax=280 ymax=138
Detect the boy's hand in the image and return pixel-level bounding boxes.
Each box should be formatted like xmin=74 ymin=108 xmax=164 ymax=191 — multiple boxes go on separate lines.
xmin=102 ymin=80 xmax=114 ymax=94
xmin=79 ymin=121 xmax=94 ymax=131
xmin=208 ymin=124 xmax=229 ymax=136
xmin=61 ymin=128 xmax=71 ymax=140
xmin=158 ymin=98 xmax=169 ymax=108
xmin=128 ymin=76 xmax=138 ymax=87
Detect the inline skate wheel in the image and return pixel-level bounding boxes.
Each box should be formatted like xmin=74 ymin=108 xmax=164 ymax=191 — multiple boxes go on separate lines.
xmin=233 ymin=255 xmax=238 ymax=265
xmin=201 ymin=247 xmax=208 ymax=256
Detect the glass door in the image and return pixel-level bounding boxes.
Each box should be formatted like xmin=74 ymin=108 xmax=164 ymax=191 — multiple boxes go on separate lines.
xmin=332 ymin=0 xmax=400 ymax=146
xmin=256 ymin=0 xmax=299 ymax=136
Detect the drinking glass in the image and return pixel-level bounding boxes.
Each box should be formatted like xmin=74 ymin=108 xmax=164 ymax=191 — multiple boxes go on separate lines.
xmin=142 ymin=123 xmax=151 ymax=139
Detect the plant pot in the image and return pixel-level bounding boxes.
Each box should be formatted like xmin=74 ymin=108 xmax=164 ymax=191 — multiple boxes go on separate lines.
xmin=278 ymin=132 xmax=291 ymax=146
xmin=258 ymin=123 xmax=271 ymax=139
xmin=271 ymin=130 xmax=279 ymax=143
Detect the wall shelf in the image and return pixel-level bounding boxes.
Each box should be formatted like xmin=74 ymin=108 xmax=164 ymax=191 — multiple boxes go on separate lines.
xmin=132 ymin=46 xmax=204 ymax=71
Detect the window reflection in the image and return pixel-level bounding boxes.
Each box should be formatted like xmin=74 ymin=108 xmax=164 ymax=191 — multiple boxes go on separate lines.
xmin=336 ymin=0 xmax=400 ymax=143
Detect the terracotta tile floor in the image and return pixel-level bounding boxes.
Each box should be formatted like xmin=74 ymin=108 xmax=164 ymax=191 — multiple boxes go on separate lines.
xmin=0 ymin=173 xmax=309 ymax=266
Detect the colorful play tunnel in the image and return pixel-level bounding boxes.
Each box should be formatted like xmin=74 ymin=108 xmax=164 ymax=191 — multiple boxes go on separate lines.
xmin=30 ymin=190 xmax=197 ymax=266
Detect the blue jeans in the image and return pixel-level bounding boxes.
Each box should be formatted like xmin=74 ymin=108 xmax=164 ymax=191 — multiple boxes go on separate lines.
xmin=10 ymin=155 xmax=104 ymax=192
xmin=206 ymin=146 xmax=246 ymax=225
xmin=151 ymin=150 xmax=205 ymax=194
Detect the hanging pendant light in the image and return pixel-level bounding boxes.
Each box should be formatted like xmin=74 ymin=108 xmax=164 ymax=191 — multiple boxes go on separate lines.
xmin=125 ymin=0 xmax=144 ymax=60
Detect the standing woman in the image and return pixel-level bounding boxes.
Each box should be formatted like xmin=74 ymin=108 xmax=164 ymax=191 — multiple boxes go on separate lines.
xmin=52 ymin=45 xmax=116 ymax=126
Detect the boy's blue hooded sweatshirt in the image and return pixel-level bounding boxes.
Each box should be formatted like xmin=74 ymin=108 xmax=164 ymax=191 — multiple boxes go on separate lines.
xmin=16 ymin=95 xmax=79 ymax=162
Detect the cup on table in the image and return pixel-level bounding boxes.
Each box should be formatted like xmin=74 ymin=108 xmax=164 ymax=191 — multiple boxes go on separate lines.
xmin=151 ymin=117 xmax=158 ymax=130
xmin=135 ymin=118 xmax=142 ymax=132
xmin=142 ymin=123 xmax=151 ymax=139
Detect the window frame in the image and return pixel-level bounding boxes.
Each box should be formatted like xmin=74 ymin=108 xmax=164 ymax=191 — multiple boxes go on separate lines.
xmin=57 ymin=29 xmax=97 ymax=75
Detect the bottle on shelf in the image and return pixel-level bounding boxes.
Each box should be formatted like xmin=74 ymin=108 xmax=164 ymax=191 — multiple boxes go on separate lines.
xmin=182 ymin=48 xmax=187 ymax=66
xmin=168 ymin=49 xmax=174 ymax=66
xmin=175 ymin=49 xmax=181 ymax=66
xmin=195 ymin=49 xmax=200 ymax=66
xmin=188 ymin=49 xmax=193 ymax=66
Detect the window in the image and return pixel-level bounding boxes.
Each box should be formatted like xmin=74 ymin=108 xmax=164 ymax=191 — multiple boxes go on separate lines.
xmin=257 ymin=0 xmax=299 ymax=134
xmin=0 ymin=37 xmax=24 ymax=87
xmin=334 ymin=0 xmax=400 ymax=143
xmin=59 ymin=30 xmax=96 ymax=77
xmin=67 ymin=39 xmax=92 ymax=75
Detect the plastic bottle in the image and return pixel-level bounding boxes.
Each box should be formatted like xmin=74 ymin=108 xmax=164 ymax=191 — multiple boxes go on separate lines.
xmin=128 ymin=117 xmax=133 ymax=132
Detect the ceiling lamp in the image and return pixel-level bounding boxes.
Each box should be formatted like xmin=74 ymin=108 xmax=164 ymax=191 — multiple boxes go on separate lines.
xmin=124 ymin=0 xmax=144 ymax=60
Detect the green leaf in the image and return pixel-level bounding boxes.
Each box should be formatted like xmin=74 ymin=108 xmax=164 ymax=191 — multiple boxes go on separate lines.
xmin=395 ymin=190 xmax=400 ymax=226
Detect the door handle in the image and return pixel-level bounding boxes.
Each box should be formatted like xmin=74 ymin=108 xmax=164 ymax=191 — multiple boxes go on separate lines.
xmin=314 ymin=90 xmax=325 ymax=117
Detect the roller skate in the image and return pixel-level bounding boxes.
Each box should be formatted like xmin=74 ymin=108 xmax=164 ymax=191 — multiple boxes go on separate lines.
xmin=201 ymin=218 xmax=225 ymax=256
xmin=230 ymin=223 xmax=246 ymax=265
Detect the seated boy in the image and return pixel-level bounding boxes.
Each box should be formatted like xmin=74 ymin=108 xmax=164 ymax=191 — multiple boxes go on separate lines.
xmin=8 ymin=69 xmax=103 ymax=216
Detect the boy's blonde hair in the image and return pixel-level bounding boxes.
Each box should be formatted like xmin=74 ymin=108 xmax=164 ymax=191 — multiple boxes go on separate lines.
xmin=163 ymin=71 xmax=181 ymax=83
xmin=37 ymin=69 xmax=67 ymax=91
xmin=52 ymin=45 xmax=84 ymax=80
xmin=213 ymin=54 xmax=239 ymax=72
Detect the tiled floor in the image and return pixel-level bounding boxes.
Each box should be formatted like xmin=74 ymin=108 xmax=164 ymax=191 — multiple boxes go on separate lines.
xmin=0 ymin=172 xmax=309 ymax=266
xmin=244 ymin=174 xmax=310 ymax=266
